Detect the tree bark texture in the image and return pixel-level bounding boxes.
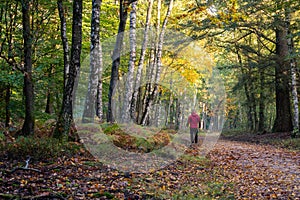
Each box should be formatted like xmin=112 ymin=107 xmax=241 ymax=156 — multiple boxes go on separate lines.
xmin=54 ymin=0 xmax=82 ymax=139
xmin=273 ymin=22 xmax=293 ymax=133
xmin=122 ymin=1 xmax=137 ymax=123
xmin=258 ymin=68 xmax=265 ymax=132
xmin=107 ymin=0 xmax=131 ymax=122
xmin=82 ymin=0 xmax=102 ymax=123
xmin=21 ymin=0 xmax=35 ymax=136
xmin=140 ymin=0 xmax=174 ymax=125
xmin=130 ymin=0 xmax=154 ymax=121
xmin=57 ymin=0 xmax=70 ymax=87
xmin=286 ymin=9 xmax=299 ymax=136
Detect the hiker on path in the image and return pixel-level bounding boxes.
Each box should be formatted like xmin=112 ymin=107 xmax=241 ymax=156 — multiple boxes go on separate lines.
xmin=187 ymin=110 xmax=200 ymax=144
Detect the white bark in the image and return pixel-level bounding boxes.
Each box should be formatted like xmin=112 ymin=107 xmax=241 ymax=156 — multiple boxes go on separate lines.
xmin=141 ymin=0 xmax=174 ymax=125
xmin=57 ymin=0 xmax=70 ymax=87
xmin=286 ymin=8 xmax=299 ymax=134
xmin=130 ymin=0 xmax=154 ymax=120
xmin=96 ymin=45 xmax=103 ymax=121
xmin=122 ymin=2 xmax=137 ymax=123
xmin=82 ymin=0 xmax=101 ymax=123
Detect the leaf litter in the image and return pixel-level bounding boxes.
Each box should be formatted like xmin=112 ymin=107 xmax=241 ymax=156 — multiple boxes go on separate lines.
xmin=0 ymin=136 xmax=299 ymax=199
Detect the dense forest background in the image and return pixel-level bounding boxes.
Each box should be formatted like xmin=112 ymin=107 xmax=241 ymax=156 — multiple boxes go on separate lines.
xmin=0 ymin=0 xmax=300 ymax=139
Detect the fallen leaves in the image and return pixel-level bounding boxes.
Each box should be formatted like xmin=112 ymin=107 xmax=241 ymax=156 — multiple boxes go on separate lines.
xmin=209 ymin=140 xmax=300 ymax=199
xmin=1 ymin=133 xmax=299 ymax=199
xmin=0 ymin=144 xmax=236 ymax=199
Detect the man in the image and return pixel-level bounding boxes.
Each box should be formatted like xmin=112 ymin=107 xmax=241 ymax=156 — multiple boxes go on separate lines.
xmin=187 ymin=110 xmax=200 ymax=144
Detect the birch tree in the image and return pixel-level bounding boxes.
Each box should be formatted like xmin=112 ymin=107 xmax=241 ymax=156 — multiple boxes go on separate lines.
xmin=96 ymin=42 xmax=104 ymax=121
xmin=107 ymin=0 xmax=137 ymax=122
xmin=82 ymin=0 xmax=102 ymax=123
xmin=286 ymin=7 xmax=299 ymax=137
xmin=57 ymin=0 xmax=70 ymax=88
xmin=54 ymin=0 xmax=82 ymax=139
xmin=130 ymin=0 xmax=153 ymax=122
xmin=121 ymin=2 xmax=137 ymax=123
xmin=141 ymin=0 xmax=174 ymax=125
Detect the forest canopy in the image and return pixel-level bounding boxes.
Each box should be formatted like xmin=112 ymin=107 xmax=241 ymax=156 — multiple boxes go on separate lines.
xmin=0 ymin=0 xmax=299 ymax=138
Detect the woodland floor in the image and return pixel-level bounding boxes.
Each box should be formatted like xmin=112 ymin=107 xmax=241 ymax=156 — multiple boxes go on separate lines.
xmin=0 ymin=133 xmax=299 ymax=200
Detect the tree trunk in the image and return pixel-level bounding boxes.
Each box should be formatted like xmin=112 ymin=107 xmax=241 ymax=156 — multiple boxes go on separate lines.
xmin=45 ymin=65 xmax=54 ymax=114
xmin=165 ymin=73 xmax=173 ymax=126
xmin=251 ymin=91 xmax=258 ymax=131
xmin=122 ymin=1 xmax=137 ymax=123
xmin=138 ymin=0 xmax=161 ymax=125
xmin=236 ymin=50 xmax=254 ymax=131
xmin=258 ymin=68 xmax=265 ymax=132
xmin=5 ymin=86 xmax=11 ymax=127
xmin=54 ymin=0 xmax=82 ymax=139
xmin=130 ymin=0 xmax=153 ymax=121
xmin=175 ymin=98 xmax=180 ymax=130
xmin=45 ymin=90 xmax=53 ymax=114
xmin=96 ymin=63 xmax=103 ymax=120
xmin=107 ymin=0 xmax=131 ymax=122
xmin=82 ymin=0 xmax=102 ymax=123
xmin=21 ymin=0 xmax=34 ymax=136
xmin=273 ymin=21 xmax=293 ymax=133
xmin=286 ymin=10 xmax=299 ymax=137
xmin=57 ymin=0 xmax=70 ymax=87
xmin=140 ymin=0 xmax=174 ymax=125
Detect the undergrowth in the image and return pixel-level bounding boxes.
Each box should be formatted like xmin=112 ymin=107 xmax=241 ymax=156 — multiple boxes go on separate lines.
xmin=0 ymin=135 xmax=82 ymax=161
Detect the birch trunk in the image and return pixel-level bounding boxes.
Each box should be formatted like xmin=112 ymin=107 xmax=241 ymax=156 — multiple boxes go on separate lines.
xmin=130 ymin=0 xmax=154 ymax=121
xmin=57 ymin=0 xmax=70 ymax=87
xmin=96 ymin=48 xmax=103 ymax=121
xmin=107 ymin=0 xmax=131 ymax=122
xmin=82 ymin=0 xmax=102 ymax=123
xmin=138 ymin=0 xmax=161 ymax=124
xmin=290 ymin=54 xmax=298 ymax=135
xmin=122 ymin=2 xmax=137 ymax=123
xmin=141 ymin=0 xmax=174 ymax=125
xmin=286 ymin=10 xmax=299 ymax=136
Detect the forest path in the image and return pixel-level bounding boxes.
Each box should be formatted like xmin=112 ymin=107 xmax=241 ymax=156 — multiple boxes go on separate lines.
xmin=207 ymin=139 xmax=300 ymax=199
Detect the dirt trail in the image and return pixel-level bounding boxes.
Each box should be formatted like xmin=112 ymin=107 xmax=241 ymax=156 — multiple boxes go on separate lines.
xmin=208 ymin=140 xmax=300 ymax=199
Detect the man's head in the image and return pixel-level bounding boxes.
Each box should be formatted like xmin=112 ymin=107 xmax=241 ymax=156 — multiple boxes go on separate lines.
xmin=191 ymin=110 xmax=196 ymax=114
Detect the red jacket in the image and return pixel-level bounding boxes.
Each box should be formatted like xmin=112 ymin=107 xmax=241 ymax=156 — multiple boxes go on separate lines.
xmin=188 ymin=113 xmax=200 ymax=128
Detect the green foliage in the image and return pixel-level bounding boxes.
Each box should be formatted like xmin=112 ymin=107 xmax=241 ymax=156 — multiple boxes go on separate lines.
xmin=270 ymin=138 xmax=300 ymax=150
xmin=92 ymin=191 xmax=114 ymax=199
xmin=100 ymin=123 xmax=172 ymax=153
xmin=101 ymin=123 xmax=121 ymax=134
xmin=35 ymin=111 xmax=56 ymax=126
xmin=0 ymin=137 xmax=81 ymax=161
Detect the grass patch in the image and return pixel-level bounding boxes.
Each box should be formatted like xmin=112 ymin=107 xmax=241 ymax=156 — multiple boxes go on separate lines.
xmin=100 ymin=123 xmax=172 ymax=153
xmin=268 ymin=138 xmax=300 ymax=150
